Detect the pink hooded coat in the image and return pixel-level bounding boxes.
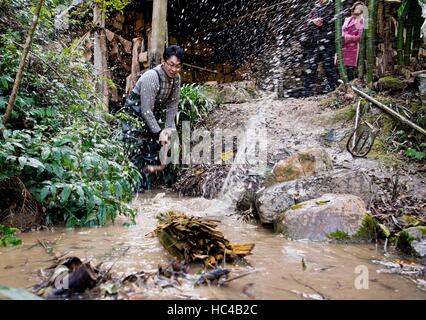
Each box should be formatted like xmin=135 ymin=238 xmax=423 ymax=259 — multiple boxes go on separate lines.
xmin=342 ymin=16 xmax=364 ymax=67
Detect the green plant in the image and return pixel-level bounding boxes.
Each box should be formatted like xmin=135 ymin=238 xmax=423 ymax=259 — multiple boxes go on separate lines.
xmin=405 ymin=147 xmax=425 ymax=161
xmin=396 ymin=230 xmax=419 ymax=255
xmin=353 ymin=214 xmax=379 ymax=240
xmin=0 ymin=225 xmax=22 ymax=247
xmin=0 ymin=121 xmax=140 ymax=227
xmin=177 ymin=84 xmax=216 ymax=128
xmin=96 ymin=0 xmax=131 ymax=13
xmin=0 ymin=15 xmax=140 ymax=228
xmin=327 ymin=230 xmax=350 ymax=241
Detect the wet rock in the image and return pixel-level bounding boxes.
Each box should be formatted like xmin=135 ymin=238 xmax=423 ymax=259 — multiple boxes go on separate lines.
xmin=275 ymin=194 xmax=368 ymax=241
xmin=256 ymin=169 xmax=375 ymax=224
xmin=256 ymin=189 xmax=295 ymax=224
xmin=265 ymin=147 xmax=333 ymax=187
xmin=398 ymin=226 xmax=426 ymax=258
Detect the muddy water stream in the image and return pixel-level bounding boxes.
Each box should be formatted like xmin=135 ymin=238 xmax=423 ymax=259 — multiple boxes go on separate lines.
xmin=0 ymin=191 xmax=425 ymax=300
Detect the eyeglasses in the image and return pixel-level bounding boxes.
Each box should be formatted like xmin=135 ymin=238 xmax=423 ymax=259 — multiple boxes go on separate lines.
xmin=164 ymin=60 xmax=182 ymax=70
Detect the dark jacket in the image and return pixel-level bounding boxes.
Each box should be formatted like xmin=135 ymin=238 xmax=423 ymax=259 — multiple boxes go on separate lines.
xmin=301 ymin=1 xmax=335 ymax=49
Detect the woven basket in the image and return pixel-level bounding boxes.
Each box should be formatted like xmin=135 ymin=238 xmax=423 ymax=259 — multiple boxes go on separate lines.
xmin=0 ymin=177 xmax=44 ymax=230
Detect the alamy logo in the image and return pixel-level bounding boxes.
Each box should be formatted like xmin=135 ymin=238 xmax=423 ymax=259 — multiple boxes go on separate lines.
xmin=354 ymin=265 xmax=369 ymax=290
xmin=158 ymin=121 xmax=268 ymax=174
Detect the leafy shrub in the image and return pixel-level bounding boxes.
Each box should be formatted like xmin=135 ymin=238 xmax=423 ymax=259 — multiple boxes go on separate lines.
xmin=0 ymin=8 xmax=139 ymax=227
xmin=0 ymin=121 xmax=140 ymax=227
xmin=177 ymin=84 xmax=216 ymax=127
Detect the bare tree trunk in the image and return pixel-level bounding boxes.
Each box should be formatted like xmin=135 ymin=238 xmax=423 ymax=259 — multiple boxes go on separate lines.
xmin=149 ymin=0 xmax=168 ymax=68
xmin=93 ymin=2 xmax=109 ymax=112
xmin=3 ymin=0 xmax=44 ymax=125
xmin=125 ymin=37 xmax=143 ymax=95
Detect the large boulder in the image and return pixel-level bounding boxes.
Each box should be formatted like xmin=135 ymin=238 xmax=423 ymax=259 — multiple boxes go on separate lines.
xmin=256 ymin=169 xmax=375 ymax=224
xmin=255 ymin=190 xmax=295 ymax=224
xmin=275 ymin=194 xmax=368 ymax=241
xmin=265 ymin=147 xmax=332 ymax=187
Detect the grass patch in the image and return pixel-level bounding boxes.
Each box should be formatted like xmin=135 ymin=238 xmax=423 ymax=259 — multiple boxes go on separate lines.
xmin=327 ymin=230 xmax=351 ymax=241
xmin=326 ymin=104 xmax=357 ymax=125
xmin=396 ymin=230 xmax=420 ymax=256
xmin=353 ymin=214 xmax=379 ymax=241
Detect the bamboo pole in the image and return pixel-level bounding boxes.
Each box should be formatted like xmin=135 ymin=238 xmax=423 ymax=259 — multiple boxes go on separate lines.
xmin=183 ymin=63 xmax=218 ymax=74
xmin=351 ymin=86 xmax=426 ymax=136
xmin=366 ymin=0 xmax=378 ymax=87
xmin=335 ymin=0 xmax=348 ymax=83
xmin=396 ymin=0 xmax=409 ymax=66
xmin=358 ymin=31 xmax=367 ymax=79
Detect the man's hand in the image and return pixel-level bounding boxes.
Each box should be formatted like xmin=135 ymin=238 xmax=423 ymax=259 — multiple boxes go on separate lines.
xmin=159 ymin=128 xmax=174 ymax=146
xmin=311 ymin=17 xmax=323 ymax=27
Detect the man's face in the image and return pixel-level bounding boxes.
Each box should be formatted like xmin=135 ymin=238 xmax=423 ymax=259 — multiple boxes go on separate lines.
xmin=162 ymin=55 xmax=182 ymax=78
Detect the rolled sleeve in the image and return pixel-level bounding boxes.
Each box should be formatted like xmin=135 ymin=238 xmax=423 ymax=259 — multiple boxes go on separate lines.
xmin=138 ymin=70 xmax=162 ymax=133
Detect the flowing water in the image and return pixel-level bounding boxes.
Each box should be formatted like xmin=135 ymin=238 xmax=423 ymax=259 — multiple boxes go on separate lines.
xmin=1 ymin=108 xmax=426 ymax=300
xmin=0 ymin=191 xmax=425 ymax=300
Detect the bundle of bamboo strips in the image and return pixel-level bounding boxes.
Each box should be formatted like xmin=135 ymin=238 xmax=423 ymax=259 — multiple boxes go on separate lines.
xmin=154 ymin=211 xmax=254 ymax=264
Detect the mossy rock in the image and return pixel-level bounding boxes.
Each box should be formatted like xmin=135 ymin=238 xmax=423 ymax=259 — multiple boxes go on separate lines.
xmin=276 ymin=194 xmax=368 ymax=241
xmin=266 ymin=147 xmax=333 ymax=187
xmin=377 ymin=76 xmax=406 ymax=92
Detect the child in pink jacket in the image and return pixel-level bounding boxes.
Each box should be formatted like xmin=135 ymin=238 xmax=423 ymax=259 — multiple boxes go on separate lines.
xmin=342 ymin=1 xmax=365 ymax=80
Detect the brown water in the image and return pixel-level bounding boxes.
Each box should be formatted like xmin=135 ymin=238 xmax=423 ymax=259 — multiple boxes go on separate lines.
xmin=0 ymin=191 xmax=425 ymax=300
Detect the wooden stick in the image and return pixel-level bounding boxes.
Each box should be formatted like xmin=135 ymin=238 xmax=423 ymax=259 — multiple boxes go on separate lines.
xmin=352 ymin=99 xmax=362 ymax=149
xmin=220 ymin=270 xmax=257 ymax=284
xmin=104 ymin=28 xmax=132 ymax=53
xmin=183 ymin=63 xmax=218 ymax=74
xmin=3 ymin=0 xmax=44 ymax=125
xmin=411 ymin=70 xmax=426 ymax=77
xmin=351 ymin=86 xmax=426 ymax=136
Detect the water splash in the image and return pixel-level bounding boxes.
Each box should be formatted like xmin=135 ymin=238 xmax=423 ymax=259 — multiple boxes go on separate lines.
xmin=219 ymin=103 xmax=269 ymax=205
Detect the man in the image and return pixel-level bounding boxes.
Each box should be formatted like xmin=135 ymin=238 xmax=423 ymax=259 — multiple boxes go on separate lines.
xmin=122 ymin=45 xmax=183 ymax=190
xmin=302 ymin=0 xmax=338 ymax=97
